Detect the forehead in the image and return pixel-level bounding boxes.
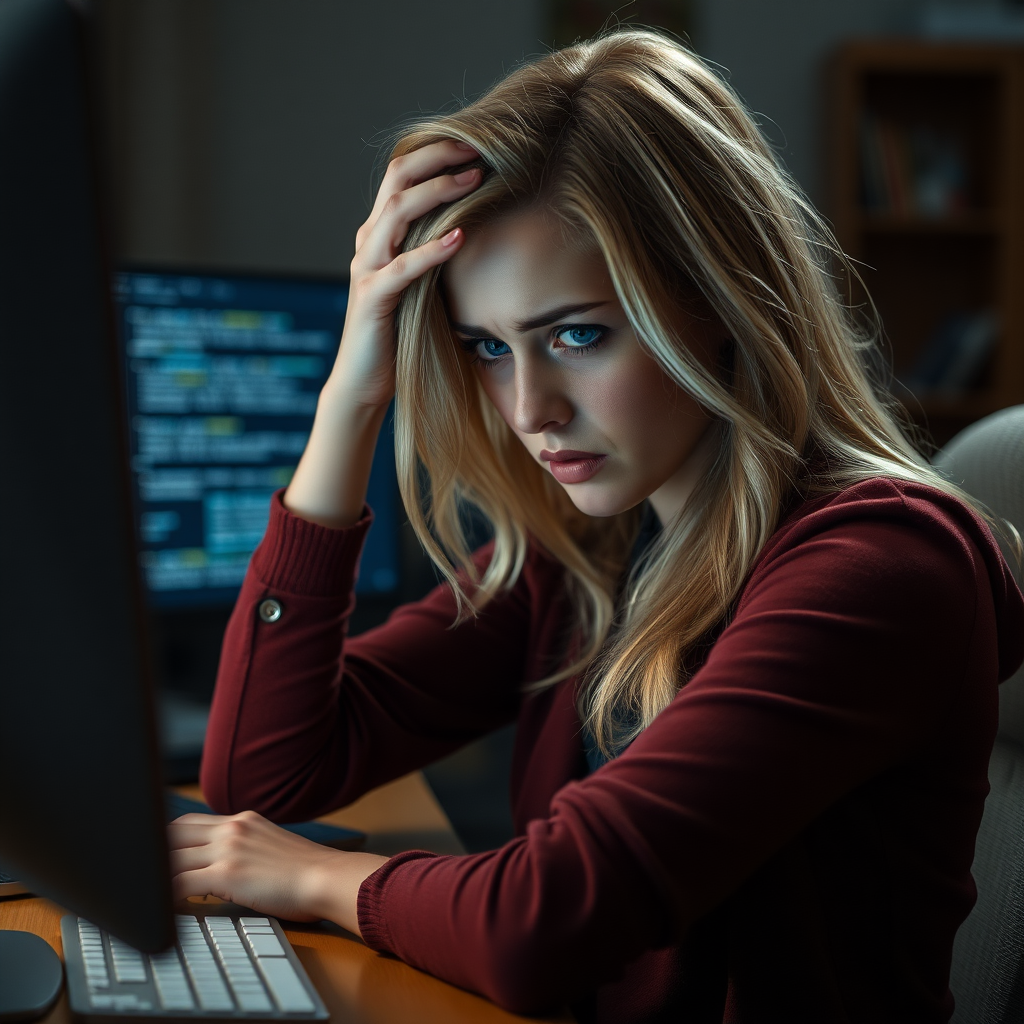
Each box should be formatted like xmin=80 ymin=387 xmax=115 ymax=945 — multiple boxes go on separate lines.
xmin=443 ymin=210 xmax=614 ymax=331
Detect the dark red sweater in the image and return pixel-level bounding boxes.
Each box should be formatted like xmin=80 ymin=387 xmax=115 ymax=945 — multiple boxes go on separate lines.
xmin=201 ymin=478 xmax=1024 ymax=1023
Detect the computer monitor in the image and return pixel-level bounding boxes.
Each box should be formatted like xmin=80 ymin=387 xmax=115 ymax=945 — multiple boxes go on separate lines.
xmin=111 ymin=269 xmax=400 ymax=611
xmin=108 ymin=269 xmax=403 ymax=776
xmin=0 ymin=0 xmax=176 ymax=1002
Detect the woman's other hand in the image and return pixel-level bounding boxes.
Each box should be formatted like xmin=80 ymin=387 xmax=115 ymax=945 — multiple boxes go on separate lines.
xmin=283 ymin=139 xmax=481 ymax=528
xmin=168 ymin=811 xmax=388 ymax=936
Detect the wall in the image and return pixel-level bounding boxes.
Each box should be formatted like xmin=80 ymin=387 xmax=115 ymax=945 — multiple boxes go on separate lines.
xmin=98 ymin=0 xmax=545 ymax=275
xmin=691 ymin=0 xmax=1006 ymax=208
xmin=99 ymin=0 xmax=1010 ymax=273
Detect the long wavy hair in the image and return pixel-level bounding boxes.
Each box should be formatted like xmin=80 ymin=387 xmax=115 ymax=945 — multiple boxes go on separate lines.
xmin=387 ymin=28 xmax=1003 ymax=755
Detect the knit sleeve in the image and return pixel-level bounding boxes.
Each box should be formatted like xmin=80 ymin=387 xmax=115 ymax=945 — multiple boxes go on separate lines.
xmin=200 ymin=490 xmax=562 ymax=820
xmin=355 ymin=491 xmax=1006 ymax=1014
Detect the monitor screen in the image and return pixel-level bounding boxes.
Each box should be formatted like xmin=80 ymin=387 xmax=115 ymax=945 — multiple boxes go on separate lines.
xmin=112 ymin=269 xmax=400 ymax=609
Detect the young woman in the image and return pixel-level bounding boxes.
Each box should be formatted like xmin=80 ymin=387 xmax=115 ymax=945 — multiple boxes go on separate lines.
xmin=170 ymin=29 xmax=1024 ymax=1023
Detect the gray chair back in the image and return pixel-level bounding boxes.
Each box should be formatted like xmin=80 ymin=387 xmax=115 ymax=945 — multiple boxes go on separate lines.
xmin=933 ymin=405 xmax=1024 ymax=1024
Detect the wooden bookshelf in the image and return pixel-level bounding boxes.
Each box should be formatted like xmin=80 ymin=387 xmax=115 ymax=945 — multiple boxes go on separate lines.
xmin=828 ymin=40 xmax=1024 ymax=446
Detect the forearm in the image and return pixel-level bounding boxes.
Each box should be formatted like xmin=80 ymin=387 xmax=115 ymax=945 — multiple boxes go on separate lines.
xmin=200 ymin=494 xmax=373 ymax=818
xmin=200 ymin=493 xmax=532 ymax=820
xmin=283 ymin=379 xmax=389 ymax=529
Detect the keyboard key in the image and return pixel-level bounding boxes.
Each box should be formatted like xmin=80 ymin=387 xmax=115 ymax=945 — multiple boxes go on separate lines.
xmin=235 ymin=989 xmax=273 ymax=1012
xmin=211 ymin=938 xmax=247 ymax=953
xmin=91 ymin=993 xmax=152 ymax=1011
xmin=156 ymin=988 xmax=196 ymax=1012
xmin=113 ymin=995 xmax=152 ymax=1011
xmin=246 ymin=933 xmax=285 ymax=958
xmin=180 ymin=949 xmax=233 ymax=1011
xmin=150 ymin=949 xmax=196 ymax=1011
xmin=221 ymin=955 xmax=273 ymax=1015
xmin=192 ymin=987 xmax=234 ymax=1012
xmin=223 ymin=961 xmax=258 ymax=978
xmin=257 ymin=957 xmax=315 ymax=1013
xmin=110 ymin=941 xmax=148 ymax=984
xmin=223 ymin=967 xmax=262 ymax=992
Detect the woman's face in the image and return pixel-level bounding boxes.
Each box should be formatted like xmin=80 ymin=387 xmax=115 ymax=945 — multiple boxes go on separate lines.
xmin=444 ymin=209 xmax=720 ymax=524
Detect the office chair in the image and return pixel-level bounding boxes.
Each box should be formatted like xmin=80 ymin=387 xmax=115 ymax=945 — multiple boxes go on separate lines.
xmin=932 ymin=405 xmax=1024 ymax=1024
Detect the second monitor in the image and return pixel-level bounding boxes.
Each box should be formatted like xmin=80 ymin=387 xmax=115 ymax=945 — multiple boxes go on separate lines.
xmin=112 ymin=268 xmax=400 ymax=611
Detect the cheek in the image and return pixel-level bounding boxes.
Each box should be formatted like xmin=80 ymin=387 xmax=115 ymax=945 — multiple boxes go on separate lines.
xmin=578 ymin=356 xmax=687 ymax=438
xmin=476 ymin=371 xmax=516 ymax=428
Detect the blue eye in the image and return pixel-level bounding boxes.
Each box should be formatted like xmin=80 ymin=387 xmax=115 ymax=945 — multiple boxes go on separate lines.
xmin=555 ymin=325 xmax=606 ymax=351
xmin=482 ymin=339 xmax=510 ymax=359
xmin=456 ymin=335 xmax=511 ymax=369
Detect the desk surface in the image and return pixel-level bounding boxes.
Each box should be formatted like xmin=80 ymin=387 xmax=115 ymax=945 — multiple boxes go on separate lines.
xmin=0 ymin=773 xmax=573 ymax=1024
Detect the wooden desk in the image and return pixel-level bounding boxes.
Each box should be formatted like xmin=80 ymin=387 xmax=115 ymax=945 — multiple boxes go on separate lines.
xmin=0 ymin=773 xmax=572 ymax=1024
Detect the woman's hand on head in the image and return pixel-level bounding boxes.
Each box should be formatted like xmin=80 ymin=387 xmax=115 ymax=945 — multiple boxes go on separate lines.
xmin=168 ymin=811 xmax=388 ymax=935
xmin=330 ymin=139 xmax=482 ymax=410
xmin=283 ymin=139 xmax=481 ymax=528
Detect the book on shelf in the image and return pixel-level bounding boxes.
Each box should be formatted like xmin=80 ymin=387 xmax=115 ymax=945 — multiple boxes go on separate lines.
xmin=860 ymin=115 xmax=969 ymax=218
xmin=902 ymin=309 xmax=999 ymax=398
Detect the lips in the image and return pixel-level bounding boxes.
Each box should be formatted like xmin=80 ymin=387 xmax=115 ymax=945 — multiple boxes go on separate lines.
xmin=540 ymin=449 xmax=602 ymax=462
xmin=539 ymin=449 xmax=608 ymax=485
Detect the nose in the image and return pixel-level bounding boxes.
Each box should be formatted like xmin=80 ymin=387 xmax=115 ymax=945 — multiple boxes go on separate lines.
xmin=512 ymin=353 xmax=573 ymax=435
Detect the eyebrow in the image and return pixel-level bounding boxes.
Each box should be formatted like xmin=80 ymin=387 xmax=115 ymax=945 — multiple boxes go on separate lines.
xmin=451 ymin=300 xmax=611 ymax=338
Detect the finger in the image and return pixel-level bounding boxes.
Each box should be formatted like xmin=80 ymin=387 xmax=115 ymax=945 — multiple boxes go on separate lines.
xmin=168 ymin=844 xmax=216 ymax=877
xmin=171 ymin=865 xmax=227 ymax=903
xmin=362 ymin=139 xmax=478 ymax=245
xmin=166 ymin=820 xmax=226 ymax=849
xmin=170 ymin=812 xmax=234 ymax=825
xmin=166 ymin=811 xmax=265 ymax=849
xmin=360 ymin=228 xmax=467 ymax=315
xmin=357 ymin=168 xmax=481 ymax=271
xmin=371 ymin=139 xmax=477 ymax=219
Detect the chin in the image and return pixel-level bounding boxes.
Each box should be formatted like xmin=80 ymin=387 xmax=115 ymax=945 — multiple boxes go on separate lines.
xmin=563 ymin=486 xmax=644 ymax=519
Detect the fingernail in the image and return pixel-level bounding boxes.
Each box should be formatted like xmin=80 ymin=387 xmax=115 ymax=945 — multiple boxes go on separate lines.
xmin=454 ymin=141 xmax=476 ymax=151
xmin=454 ymin=168 xmax=478 ymax=185
xmin=441 ymin=228 xmax=461 ymax=246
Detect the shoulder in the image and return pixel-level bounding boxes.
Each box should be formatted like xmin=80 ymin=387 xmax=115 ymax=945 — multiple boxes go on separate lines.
xmin=752 ymin=477 xmax=1002 ymax=590
xmin=773 ymin=476 xmax=991 ymax=546
xmin=735 ymin=476 xmax=1024 ymax=681
xmin=737 ymin=477 xmax=996 ymax=638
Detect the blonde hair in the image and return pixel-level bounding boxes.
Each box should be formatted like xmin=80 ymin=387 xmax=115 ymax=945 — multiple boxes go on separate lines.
xmin=388 ymin=29 xmax=1002 ymax=755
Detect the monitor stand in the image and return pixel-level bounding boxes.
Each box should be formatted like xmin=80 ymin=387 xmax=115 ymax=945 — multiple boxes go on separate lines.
xmin=0 ymin=930 xmax=63 ymax=1022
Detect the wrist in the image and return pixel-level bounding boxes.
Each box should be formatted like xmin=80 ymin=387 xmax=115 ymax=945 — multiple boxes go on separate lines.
xmin=282 ymin=384 xmax=389 ymax=529
xmin=317 ymin=376 xmax=392 ymax=427
xmin=306 ymin=851 xmax=389 ymax=937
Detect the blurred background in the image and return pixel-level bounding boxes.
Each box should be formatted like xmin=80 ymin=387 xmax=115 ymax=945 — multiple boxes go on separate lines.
xmin=92 ymin=0 xmax=1024 ymax=851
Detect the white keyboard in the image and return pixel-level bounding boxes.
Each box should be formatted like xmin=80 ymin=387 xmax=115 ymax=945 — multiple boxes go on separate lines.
xmin=61 ymin=913 xmax=328 ymax=1020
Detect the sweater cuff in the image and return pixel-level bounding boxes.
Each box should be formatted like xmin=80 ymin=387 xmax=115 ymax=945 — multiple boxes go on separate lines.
xmin=356 ymin=850 xmax=440 ymax=953
xmin=250 ymin=489 xmax=374 ymax=598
